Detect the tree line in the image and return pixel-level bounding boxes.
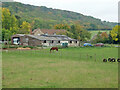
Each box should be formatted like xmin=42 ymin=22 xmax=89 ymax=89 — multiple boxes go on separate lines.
xmin=2 ymin=2 xmax=116 ymax=30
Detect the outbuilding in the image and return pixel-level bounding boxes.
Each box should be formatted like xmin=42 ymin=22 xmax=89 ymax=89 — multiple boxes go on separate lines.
xmin=11 ymin=34 xmax=79 ymax=47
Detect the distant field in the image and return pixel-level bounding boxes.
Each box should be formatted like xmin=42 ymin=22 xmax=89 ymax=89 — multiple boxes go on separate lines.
xmin=2 ymin=47 xmax=118 ymax=88
xmin=90 ymin=30 xmax=110 ymax=39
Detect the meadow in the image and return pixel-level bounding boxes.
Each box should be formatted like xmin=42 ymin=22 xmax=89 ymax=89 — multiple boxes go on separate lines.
xmin=2 ymin=47 xmax=118 ymax=88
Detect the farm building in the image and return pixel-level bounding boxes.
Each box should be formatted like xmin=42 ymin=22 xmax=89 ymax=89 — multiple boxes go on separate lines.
xmin=11 ymin=34 xmax=79 ymax=47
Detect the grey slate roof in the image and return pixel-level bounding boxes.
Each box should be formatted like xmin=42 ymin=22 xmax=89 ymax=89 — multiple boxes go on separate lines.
xmin=41 ymin=34 xmax=77 ymax=41
xmin=26 ymin=35 xmax=58 ymax=41
xmin=12 ymin=34 xmax=77 ymax=41
xmin=12 ymin=34 xmax=25 ymax=37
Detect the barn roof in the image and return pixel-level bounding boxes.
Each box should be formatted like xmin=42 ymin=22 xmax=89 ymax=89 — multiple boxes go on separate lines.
xmin=41 ymin=34 xmax=77 ymax=41
xmin=32 ymin=28 xmax=66 ymax=35
xmin=12 ymin=34 xmax=77 ymax=41
xmin=26 ymin=35 xmax=58 ymax=41
xmin=12 ymin=34 xmax=25 ymax=37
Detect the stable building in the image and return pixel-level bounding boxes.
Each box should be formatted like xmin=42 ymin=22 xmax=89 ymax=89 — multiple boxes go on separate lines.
xmin=11 ymin=34 xmax=79 ymax=47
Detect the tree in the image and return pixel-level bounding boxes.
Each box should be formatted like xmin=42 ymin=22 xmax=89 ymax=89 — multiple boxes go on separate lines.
xmin=2 ymin=8 xmax=11 ymax=30
xmin=101 ymin=32 xmax=109 ymax=43
xmin=93 ymin=31 xmax=109 ymax=43
xmin=110 ymin=25 xmax=120 ymax=42
xmin=70 ymin=24 xmax=91 ymax=46
xmin=54 ymin=24 xmax=70 ymax=30
xmin=108 ymin=31 xmax=113 ymax=44
xmin=19 ymin=21 xmax=31 ymax=34
xmin=89 ymin=23 xmax=98 ymax=30
xmin=2 ymin=8 xmax=19 ymax=41
xmin=70 ymin=24 xmax=91 ymax=41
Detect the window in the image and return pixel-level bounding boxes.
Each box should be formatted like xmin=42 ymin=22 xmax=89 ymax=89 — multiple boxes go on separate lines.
xmin=44 ymin=40 xmax=46 ymax=43
xmin=75 ymin=41 xmax=77 ymax=43
xmin=58 ymin=41 xmax=60 ymax=43
xmin=53 ymin=32 xmax=56 ymax=35
xmin=52 ymin=40 xmax=54 ymax=43
xmin=13 ymin=38 xmax=20 ymax=45
xmin=70 ymin=41 xmax=72 ymax=43
xmin=45 ymin=32 xmax=48 ymax=35
xmin=26 ymin=38 xmax=28 ymax=42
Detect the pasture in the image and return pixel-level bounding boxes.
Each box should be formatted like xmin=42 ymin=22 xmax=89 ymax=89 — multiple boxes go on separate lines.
xmin=2 ymin=47 xmax=118 ymax=88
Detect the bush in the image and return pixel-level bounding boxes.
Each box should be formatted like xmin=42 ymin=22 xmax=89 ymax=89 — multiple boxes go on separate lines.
xmin=9 ymin=45 xmax=18 ymax=48
xmin=2 ymin=45 xmax=8 ymax=49
xmin=2 ymin=45 xmax=19 ymax=49
xmin=36 ymin=45 xmax=42 ymax=47
xmin=23 ymin=46 xmax=34 ymax=49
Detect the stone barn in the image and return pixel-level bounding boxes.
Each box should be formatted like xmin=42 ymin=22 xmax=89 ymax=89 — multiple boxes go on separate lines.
xmin=11 ymin=34 xmax=42 ymax=46
xmin=11 ymin=34 xmax=79 ymax=47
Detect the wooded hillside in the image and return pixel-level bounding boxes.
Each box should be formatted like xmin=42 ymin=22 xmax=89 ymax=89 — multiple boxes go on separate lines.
xmin=2 ymin=2 xmax=117 ymax=30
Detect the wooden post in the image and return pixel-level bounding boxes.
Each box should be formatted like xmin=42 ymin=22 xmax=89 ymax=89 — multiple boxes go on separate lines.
xmin=95 ymin=54 xmax=96 ymax=62
xmin=80 ymin=54 xmax=81 ymax=59
xmin=61 ymin=51 xmax=62 ymax=59
xmin=87 ymin=53 xmax=88 ymax=59
xmin=103 ymin=54 xmax=104 ymax=61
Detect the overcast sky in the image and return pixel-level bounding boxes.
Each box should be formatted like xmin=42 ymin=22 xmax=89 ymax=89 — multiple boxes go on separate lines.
xmin=13 ymin=0 xmax=119 ymax=22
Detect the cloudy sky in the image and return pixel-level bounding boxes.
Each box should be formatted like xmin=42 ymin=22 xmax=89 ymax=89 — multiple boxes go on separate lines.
xmin=13 ymin=0 xmax=119 ymax=22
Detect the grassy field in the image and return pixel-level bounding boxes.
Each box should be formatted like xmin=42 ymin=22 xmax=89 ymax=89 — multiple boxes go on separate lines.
xmin=90 ymin=30 xmax=110 ymax=39
xmin=2 ymin=47 xmax=118 ymax=88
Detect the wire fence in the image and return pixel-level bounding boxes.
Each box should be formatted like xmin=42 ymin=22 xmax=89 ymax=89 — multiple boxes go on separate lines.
xmin=2 ymin=49 xmax=118 ymax=63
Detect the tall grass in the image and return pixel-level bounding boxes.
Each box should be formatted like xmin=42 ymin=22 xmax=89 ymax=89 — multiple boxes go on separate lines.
xmin=2 ymin=47 xmax=118 ymax=88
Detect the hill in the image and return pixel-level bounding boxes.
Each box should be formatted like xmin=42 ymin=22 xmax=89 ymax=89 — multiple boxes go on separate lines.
xmin=2 ymin=2 xmax=117 ymax=30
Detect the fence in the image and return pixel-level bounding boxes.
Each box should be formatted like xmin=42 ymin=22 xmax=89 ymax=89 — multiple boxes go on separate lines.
xmin=2 ymin=49 xmax=118 ymax=63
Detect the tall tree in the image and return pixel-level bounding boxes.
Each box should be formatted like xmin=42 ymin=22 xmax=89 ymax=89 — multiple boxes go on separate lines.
xmin=110 ymin=25 xmax=119 ymax=42
xmin=2 ymin=8 xmax=19 ymax=40
xmin=2 ymin=8 xmax=11 ymax=30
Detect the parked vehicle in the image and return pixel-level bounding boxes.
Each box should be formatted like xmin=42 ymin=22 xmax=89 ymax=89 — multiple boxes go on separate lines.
xmin=94 ymin=43 xmax=104 ymax=47
xmin=84 ymin=43 xmax=93 ymax=46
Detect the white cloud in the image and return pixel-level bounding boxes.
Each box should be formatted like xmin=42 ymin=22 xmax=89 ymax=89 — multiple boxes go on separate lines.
xmin=13 ymin=0 xmax=119 ymax=22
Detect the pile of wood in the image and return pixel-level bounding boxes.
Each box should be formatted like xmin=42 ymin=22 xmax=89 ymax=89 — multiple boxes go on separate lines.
xmin=17 ymin=47 xmax=31 ymax=50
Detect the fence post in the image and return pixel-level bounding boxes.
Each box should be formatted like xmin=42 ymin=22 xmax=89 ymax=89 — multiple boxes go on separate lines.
xmin=61 ymin=51 xmax=62 ymax=60
xmin=95 ymin=54 xmax=96 ymax=62
xmin=87 ymin=53 xmax=88 ymax=59
xmin=80 ymin=53 xmax=81 ymax=59
xmin=103 ymin=54 xmax=104 ymax=59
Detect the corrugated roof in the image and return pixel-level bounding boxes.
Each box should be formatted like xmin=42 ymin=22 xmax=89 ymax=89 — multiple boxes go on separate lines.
xmin=12 ymin=34 xmax=77 ymax=41
xmin=41 ymin=34 xmax=77 ymax=41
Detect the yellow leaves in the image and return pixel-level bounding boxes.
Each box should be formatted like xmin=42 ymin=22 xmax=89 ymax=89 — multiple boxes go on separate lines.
xmin=20 ymin=21 xmax=31 ymax=34
xmin=77 ymin=36 xmax=81 ymax=40
xmin=48 ymin=12 xmax=52 ymax=14
xmin=110 ymin=25 xmax=119 ymax=41
xmin=115 ymin=38 xmax=118 ymax=41
xmin=2 ymin=8 xmax=11 ymax=16
xmin=101 ymin=32 xmax=108 ymax=39
xmin=54 ymin=24 xmax=70 ymax=30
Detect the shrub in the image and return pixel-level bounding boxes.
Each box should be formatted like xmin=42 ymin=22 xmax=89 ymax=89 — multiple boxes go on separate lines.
xmin=2 ymin=45 xmax=8 ymax=49
xmin=23 ymin=46 xmax=34 ymax=49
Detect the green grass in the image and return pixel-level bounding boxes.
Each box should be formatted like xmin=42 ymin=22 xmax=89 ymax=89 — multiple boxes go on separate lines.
xmin=2 ymin=47 xmax=118 ymax=88
xmin=90 ymin=30 xmax=110 ymax=39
